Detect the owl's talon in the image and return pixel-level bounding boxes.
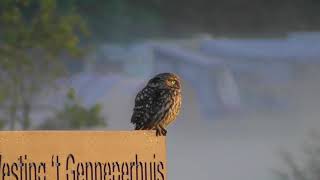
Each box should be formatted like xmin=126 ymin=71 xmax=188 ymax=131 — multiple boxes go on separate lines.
xmin=156 ymin=129 xmax=161 ymax=136
xmin=161 ymin=129 xmax=167 ymax=136
xmin=160 ymin=125 xmax=167 ymax=136
xmin=155 ymin=125 xmax=166 ymax=136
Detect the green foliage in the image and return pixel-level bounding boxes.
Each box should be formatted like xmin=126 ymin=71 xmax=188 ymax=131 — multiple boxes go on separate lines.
xmin=60 ymin=0 xmax=320 ymax=39
xmin=3 ymin=0 xmax=319 ymax=43
xmin=0 ymin=0 xmax=88 ymax=130
xmin=0 ymin=0 xmax=88 ymax=57
xmin=58 ymin=103 xmax=105 ymax=129
xmin=72 ymin=0 xmax=164 ymax=42
xmin=40 ymin=89 xmax=106 ymax=130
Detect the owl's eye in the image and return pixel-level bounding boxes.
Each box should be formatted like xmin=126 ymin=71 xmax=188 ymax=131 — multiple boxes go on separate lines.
xmin=171 ymin=80 xmax=176 ymax=85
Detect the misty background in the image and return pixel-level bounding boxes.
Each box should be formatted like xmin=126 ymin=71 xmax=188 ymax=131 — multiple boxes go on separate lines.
xmin=1 ymin=0 xmax=320 ymax=179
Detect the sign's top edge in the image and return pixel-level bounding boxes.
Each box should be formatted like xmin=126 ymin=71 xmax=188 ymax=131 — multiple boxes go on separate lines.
xmin=0 ymin=130 xmax=156 ymax=134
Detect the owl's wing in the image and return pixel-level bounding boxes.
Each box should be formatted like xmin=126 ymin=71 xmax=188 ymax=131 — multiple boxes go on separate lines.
xmin=148 ymin=90 xmax=172 ymax=126
xmin=131 ymin=87 xmax=155 ymax=130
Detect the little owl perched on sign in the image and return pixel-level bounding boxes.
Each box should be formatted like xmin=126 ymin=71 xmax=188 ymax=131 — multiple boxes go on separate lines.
xmin=131 ymin=73 xmax=182 ymax=136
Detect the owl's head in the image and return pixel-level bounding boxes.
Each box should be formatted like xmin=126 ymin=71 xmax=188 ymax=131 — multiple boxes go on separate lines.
xmin=147 ymin=73 xmax=181 ymax=91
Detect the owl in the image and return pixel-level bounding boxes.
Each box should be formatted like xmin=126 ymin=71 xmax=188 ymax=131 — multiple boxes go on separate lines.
xmin=131 ymin=73 xmax=182 ymax=136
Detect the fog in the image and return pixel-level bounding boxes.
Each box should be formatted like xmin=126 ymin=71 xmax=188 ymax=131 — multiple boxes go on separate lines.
xmin=81 ymin=35 xmax=320 ymax=179
xmin=1 ymin=1 xmax=320 ymax=179
xmin=111 ymin=82 xmax=317 ymax=180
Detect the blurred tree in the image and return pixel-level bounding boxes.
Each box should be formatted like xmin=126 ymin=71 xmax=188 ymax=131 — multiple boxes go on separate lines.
xmin=58 ymin=0 xmax=164 ymax=42
xmin=0 ymin=0 xmax=88 ymax=130
xmin=39 ymin=88 xmax=106 ymax=130
xmin=55 ymin=0 xmax=320 ymax=39
xmin=274 ymin=131 xmax=320 ymax=180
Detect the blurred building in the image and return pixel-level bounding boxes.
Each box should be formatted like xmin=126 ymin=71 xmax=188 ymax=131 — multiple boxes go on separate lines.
xmin=200 ymin=32 xmax=320 ymax=115
xmin=83 ymin=44 xmax=154 ymax=76
xmin=29 ymin=32 xmax=320 ymax=126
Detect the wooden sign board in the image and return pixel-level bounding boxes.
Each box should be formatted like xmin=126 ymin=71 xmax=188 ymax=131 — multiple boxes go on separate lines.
xmin=0 ymin=131 xmax=166 ymax=180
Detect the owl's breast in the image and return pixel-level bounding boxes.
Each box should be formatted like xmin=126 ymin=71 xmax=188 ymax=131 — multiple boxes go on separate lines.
xmin=162 ymin=91 xmax=182 ymax=127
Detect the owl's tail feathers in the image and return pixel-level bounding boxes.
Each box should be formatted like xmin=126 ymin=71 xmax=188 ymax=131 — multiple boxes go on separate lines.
xmin=134 ymin=126 xmax=143 ymax=130
xmin=134 ymin=121 xmax=146 ymax=130
xmin=131 ymin=113 xmax=144 ymax=130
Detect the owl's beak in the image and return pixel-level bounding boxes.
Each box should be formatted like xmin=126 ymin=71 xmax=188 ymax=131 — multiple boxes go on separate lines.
xmin=174 ymin=83 xmax=181 ymax=89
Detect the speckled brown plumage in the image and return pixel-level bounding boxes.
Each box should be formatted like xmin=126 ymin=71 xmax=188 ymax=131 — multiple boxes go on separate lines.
xmin=131 ymin=73 xmax=182 ymax=136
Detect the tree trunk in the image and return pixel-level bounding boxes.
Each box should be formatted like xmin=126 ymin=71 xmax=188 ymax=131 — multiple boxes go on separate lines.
xmin=9 ymin=104 xmax=17 ymax=130
xmin=21 ymin=101 xmax=31 ymax=130
xmin=9 ymin=85 xmax=19 ymax=130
